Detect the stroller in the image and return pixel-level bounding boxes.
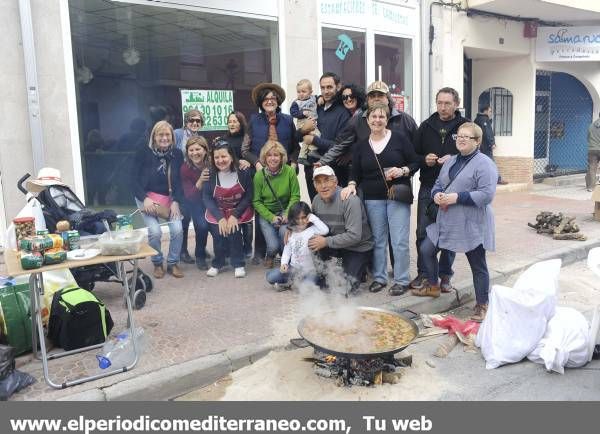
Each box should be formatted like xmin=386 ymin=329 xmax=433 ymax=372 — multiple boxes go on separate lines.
xmin=17 ymin=173 xmax=152 ymax=309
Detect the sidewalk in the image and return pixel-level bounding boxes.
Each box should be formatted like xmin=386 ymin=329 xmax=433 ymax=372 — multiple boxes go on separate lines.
xmin=2 ymin=176 xmax=599 ymax=401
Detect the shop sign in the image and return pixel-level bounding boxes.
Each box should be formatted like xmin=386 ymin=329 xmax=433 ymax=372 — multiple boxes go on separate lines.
xmin=536 ymin=26 xmax=600 ymax=62
xmin=390 ymin=94 xmax=405 ymax=112
xmin=180 ymin=89 xmax=234 ymax=131
xmin=320 ymin=0 xmax=417 ymax=36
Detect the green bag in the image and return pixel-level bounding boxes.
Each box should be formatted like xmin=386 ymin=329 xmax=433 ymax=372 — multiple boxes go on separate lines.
xmin=0 ymin=282 xmax=33 ymax=356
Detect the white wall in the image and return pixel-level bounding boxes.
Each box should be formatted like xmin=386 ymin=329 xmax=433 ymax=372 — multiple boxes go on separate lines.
xmin=472 ymin=56 xmax=536 ymax=158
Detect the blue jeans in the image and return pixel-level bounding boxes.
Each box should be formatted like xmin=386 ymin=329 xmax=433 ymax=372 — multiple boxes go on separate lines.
xmin=266 ymin=266 xmax=318 ymax=285
xmin=365 ymin=199 xmax=410 ymax=285
xmin=209 ymin=225 xmax=245 ymax=269
xmin=416 ymin=185 xmax=455 ymax=278
xmin=135 ymin=198 xmax=183 ymax=266
xmin=188 ymin=201 xmax=209 ymax=261
xmin=421 ymin=237 xmax=490 ymax=304
xmin=258 ymin=216 xmax=287 ymax=257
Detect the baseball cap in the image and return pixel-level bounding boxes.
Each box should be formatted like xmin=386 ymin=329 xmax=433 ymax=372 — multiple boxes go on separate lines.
xmin=312 ymin=165 xmax=336 ymax=179
xmin=367 ymin=80 xmax=390 ymax=94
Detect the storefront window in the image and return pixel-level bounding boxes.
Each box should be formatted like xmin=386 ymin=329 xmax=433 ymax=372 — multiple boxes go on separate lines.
xmin=374 ymin=34 xmax=412 ymax=114
xmin=321 ymin=27 xmax=365 ymax=88
xmin=68 ymin=0 xmax=279 ymax=211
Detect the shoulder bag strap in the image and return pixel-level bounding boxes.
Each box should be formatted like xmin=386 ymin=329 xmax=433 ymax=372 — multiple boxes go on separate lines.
xmin=368 ymin=139 xmax=391 ymax=194
xmin=442 ymin=152 xmax=478 ymax=193
xmin=262 ymin=169 xmax=286 ymax=214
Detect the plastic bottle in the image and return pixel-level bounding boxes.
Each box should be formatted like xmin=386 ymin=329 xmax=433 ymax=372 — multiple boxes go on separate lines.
xmin=96 ymin=327 xmax=146 ymax=370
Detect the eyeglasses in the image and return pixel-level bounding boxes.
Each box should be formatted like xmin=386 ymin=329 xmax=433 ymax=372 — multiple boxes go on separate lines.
xmin=213 ymin=139 xmax=230 ymax=149
xmin=263 ymin=97 xmax=278 ymax=102
xmin=456 ymin=135 xmax=477 ymax=141
xmin=342 ymin=94 xmax=355 ymax=101
xmin=188 ymin=118 xmax=203 ymax=124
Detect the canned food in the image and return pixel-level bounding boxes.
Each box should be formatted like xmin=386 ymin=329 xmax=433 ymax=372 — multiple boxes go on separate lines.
xmin=20 ymin=251 xmax=44 ymax=270
xmin=13 ymin=217 xmax=36 ymax=248
xmin=19 ymin=235 xmax=53 ymax=252
xmin=67 ymin=230 xmax=80 ymax=250
xmin=36 ymin=229 xmax=49 ymax=236
xmin=116 ymin=214 xmax=133 ymax=231
xmin=43 ymin=248 xmax=67 ymax=265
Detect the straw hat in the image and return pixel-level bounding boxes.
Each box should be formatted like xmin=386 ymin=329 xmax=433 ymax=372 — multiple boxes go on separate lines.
xmin=251 ymin=82 xmax=286 ymax=107
xmin=26 ymin=167 xmax=67 ymax=193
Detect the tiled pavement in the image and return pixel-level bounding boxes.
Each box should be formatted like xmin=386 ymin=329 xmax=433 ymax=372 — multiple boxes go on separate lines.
xmin=2 ymin=177 xmax=600 ymax=400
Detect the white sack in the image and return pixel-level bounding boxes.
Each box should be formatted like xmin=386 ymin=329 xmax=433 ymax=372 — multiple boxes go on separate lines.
xmin=476 ymin=259 xmax=561 ymax=369
xmin=4 ymin=194 xmax=46 ymax=249
xmin=527 ymin=307 xmax=590 ymax=374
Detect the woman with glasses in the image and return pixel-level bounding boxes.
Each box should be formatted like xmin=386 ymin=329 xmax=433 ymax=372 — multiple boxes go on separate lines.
xmin=174 ymin=109 xmax=205 ymax=263
xmin=132 ymin=120 xmax=184 ymax=279
xmin=414 ymin=122 xmax=497 ymax=322
xmin=203 ymin=140 xmax=254 ymax=278
xmin=242 ymin=83 xmax=300 ymax=263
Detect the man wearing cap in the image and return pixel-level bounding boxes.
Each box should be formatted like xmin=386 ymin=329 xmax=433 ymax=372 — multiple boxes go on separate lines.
xmin=316 ymin=80 xmax=418 ymax=169
xmin=411 ymin=87 xmax=469 ymax=295
xmin=308 ymin=165 xmax=374 ymax=293
xmin=299 ymin=72 xmax=351 ymax=199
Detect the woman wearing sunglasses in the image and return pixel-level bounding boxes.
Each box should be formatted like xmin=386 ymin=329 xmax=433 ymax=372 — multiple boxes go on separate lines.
xmin=340 ymin=84 xmax=366 ymax=118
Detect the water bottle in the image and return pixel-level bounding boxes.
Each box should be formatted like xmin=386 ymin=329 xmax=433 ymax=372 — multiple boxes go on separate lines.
xmin=96 ymin=327 xmax=146 ymax=370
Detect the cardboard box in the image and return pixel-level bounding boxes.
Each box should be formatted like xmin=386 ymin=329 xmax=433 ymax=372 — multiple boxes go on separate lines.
xmin=592 ymin=186 xmax=600 ymax=221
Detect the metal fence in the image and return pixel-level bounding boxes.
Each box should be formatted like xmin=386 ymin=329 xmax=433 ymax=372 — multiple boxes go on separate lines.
xmin=533 ymin=71 xmax=592 ymax=179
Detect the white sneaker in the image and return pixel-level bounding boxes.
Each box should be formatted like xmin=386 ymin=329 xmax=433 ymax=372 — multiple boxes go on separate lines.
xmin=234 ymin=267 xmax=246 ymax=278
xmin=206 ymin=267 xmax=219 ymax=277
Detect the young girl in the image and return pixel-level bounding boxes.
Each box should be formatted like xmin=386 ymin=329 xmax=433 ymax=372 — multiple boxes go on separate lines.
xmin=266 ymin=201 xmax=328 ymax=291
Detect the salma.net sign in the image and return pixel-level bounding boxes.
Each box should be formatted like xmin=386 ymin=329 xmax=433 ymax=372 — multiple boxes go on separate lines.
xmin=536 ymin=26 xmax=600 ymax=62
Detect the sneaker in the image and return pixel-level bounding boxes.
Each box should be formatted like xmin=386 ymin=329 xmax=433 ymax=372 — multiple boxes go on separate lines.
xmin=234 ymin=267 xmax=246 ymax=278
xmin=167 ymin=264 xmax=184 ymax=278
xmin=153 ymin=264 xmax=165 ymax=279
xmin=251 ymin=255 xmax=263 ymax=265
xmin=180 ymin=252 xmax=195 ymax=264
xmin=497 ymin=180 xmax=509 ymax=185
xmin=440 ymin=275 xmax=453 ymax=293
xmin=206 ymin=267 xmax=219 ymax=277
xmin=411 ymin=284 xmax=441 ymax=298
xmin=409 ymin=274 xmax=427 ymax=290
xmin=274 ymin=282 xmax=292 ymax=292
xmin=388 ymin=283 xmax=409 ymax=296
xmin=196 ymin=259 xmax=208 ymax=270
xmin=368 ymin=281 xmax=386 ymax=293
xmin=471 ymin=303 xmax=488 ymax=322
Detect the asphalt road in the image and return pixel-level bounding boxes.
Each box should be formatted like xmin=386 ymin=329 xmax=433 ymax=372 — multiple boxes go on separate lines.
xmin=176 ymin=258 xmax=600 ymax=401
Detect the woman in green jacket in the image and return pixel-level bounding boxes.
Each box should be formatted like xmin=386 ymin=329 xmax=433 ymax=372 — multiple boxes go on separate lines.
xmin=252 ymin=140 xmax=301 ymax=267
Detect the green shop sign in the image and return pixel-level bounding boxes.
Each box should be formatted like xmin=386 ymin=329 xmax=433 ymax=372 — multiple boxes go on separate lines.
xmin=180 ymin=89 xmax=234 ymax=131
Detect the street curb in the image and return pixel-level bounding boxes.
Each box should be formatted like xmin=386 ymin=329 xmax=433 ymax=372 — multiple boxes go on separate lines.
xmin=55 ymin=239 xmax=600 ymax=401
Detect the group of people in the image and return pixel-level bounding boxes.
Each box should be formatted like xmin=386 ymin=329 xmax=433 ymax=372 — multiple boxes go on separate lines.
xmin=133 ymin=73 xmax=502 ymax=321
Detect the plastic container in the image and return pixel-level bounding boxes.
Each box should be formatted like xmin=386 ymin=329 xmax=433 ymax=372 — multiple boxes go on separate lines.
xmin=13 ymin=217 xmax=35 ymax=248
xmin=96 ymin=327 xmax=146 ymax=370
xmin=98 ymin=230 xmax=144 ymax=256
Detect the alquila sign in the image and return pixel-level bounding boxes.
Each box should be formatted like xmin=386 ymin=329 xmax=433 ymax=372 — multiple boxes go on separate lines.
xmin=536 ymin=26 xmax=600 ymax=62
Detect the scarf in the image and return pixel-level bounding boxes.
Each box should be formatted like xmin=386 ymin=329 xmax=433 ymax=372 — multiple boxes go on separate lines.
xmin=152 ymin=146 xmax=175 ymax=175
xmin=267 ymin=112 xmax=278 ymax=141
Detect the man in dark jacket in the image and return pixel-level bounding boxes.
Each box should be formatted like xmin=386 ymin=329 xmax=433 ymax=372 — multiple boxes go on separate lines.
xmin=474 ymin=104 xmax=507 ymax=185
xmin=317 ymin=80 xmax=418 ymax=168
xmin=300 ymin=72 xmax=351 ymax=199
xmin=411 ymin=87 xmax=469 ymax=294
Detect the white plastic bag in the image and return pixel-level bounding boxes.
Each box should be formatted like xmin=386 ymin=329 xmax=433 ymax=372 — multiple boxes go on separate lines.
xmin=476 ymin=259 xmax=561 ymax=369
xmin=527 ymin=307 xmax=590 ymax=373
xmin=4 ymin=194 xmax=46 ymax=249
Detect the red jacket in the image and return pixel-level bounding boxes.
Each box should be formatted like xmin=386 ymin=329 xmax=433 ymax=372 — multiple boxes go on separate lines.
xmin=180 ymin=161 xmax=205 ymax=203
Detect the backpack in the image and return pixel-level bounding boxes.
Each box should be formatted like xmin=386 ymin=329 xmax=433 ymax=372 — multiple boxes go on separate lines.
xmin=47 ymin=287 xmax=114 ymax=351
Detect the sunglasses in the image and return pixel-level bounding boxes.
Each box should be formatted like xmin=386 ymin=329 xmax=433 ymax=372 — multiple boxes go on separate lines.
xmin=342 ymin=94 xmax=355 ymax=101
xmin=188 ymin=118 xmax=203 ymax=124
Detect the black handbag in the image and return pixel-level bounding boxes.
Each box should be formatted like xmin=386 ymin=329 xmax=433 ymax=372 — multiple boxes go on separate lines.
xmin=369 ymin=140 xmax=413 ymax=204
